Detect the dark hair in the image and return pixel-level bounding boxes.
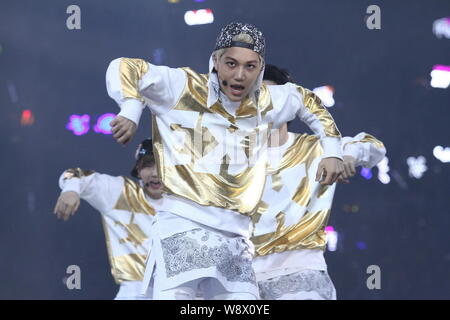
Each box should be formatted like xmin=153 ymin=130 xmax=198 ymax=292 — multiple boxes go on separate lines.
xmin=264 ymin=64 xmax=295 ymax=130
xmin=131 ymin=139 xmax=155 ymax=178
xmin=133 ymin=155 xmax=155 ymax=177
xmin=263 ymin=64 xmax=295 ymax=85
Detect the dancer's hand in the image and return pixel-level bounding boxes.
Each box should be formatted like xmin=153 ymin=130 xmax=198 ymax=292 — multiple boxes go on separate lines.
xmin=110 ymin=116 xmax=137 ymax=145
xmin=338 ymin=155 xmax=357 ymax=184
xmin=315 ymin=157 xmax=344 ymax=185
xmin=54 ymin=191 xmax=80 ymax=221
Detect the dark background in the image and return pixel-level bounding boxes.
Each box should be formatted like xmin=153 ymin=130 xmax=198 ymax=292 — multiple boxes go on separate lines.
xmin=0 ymin=0 xmax=449 ymax=299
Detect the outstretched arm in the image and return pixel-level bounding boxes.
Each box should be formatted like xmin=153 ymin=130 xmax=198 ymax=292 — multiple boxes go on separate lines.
xmin=53 ymin=168 xmax=123 ymax=221
xmin=106 ymin=58 xmax=186 ymax=144
xmin=339 ymin=132 xmax=387 ymax=182
xmin=268 ymin=84 xmax=344 ymax=185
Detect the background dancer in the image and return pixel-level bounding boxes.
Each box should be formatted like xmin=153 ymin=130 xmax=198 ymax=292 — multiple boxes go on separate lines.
xmin=54 ymin=139 xmax=163 ymax=300
xmin=252 ymin=65 xmax=386 ymax=299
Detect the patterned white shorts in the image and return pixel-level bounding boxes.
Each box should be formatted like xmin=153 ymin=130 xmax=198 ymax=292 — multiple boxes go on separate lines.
xmin=258 ymin=269 xmax=337 ymax=300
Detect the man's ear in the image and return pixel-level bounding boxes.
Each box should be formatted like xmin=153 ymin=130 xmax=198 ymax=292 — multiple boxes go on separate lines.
xmin=213 ymin=54 xmax=219 ymax=72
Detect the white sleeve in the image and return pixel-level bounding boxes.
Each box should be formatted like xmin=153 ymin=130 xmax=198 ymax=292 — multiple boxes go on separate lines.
xmin=58 ymin=169 xmax=124 ymax=213
xmin=342 ymin=132 xmax=386 ymax=168
xmin=268 ymin=83 xmax=343 ymax=160
xmin=106 ymin=58 xmax=187 ymax=125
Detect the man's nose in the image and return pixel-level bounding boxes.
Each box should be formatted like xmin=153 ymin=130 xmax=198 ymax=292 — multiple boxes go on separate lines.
xmin=234 ymin=67 xmax=245 ymax=81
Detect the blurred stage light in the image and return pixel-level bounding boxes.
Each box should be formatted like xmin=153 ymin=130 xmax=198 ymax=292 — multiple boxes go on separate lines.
xmin=407 ymin=156 xmax=427 ymax=179
xmin=21 ymin=109 xmax=34 ymax=126
xmin=325 ymin=226 xmax=338 ymax=252
xmin=360 ymin=167 xmax=373 ymax=180
xmin=377 ymin=156 xmax=390 ymax=184
xmin=433 ymin=17 xmax=450 ymax=39
xmin=152 ymin=48 xmax=165 ymax=65
xmin=7 ymin=82 xmax=18 ymax=103
xmin=313 ymin=85 xmax=335 ymax=107
xmin=168 ymin=0 xmax=180 ymax=3
xmin=433 ymin=146 xmax=450 ymax=163
xmin=430 ymin=65 xmax=450 ymax=89
xmin=356 ymin=241 xmax=367 ymax=250
xmin=66 ymin=114 xmax=90 ymax=136
xmin=94 ymin=113 xmax=115 ymax=135
xmin=184 ymin=9 xmax=214 ymax=26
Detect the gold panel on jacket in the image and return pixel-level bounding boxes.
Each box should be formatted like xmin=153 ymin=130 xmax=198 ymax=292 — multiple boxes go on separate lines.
xmin=111 ymin=254 xmax=147 ymax=283
xmin=297 ymin=86 xmax=341 ymax=138
xmin=119 ymin=58 xmax=149 ymax=102
xmin=113 ymin=177 xmax=156 ymax=216
xmin=268 ymin=134 xmax=323 ymax=174
xmin=252 ymin=209 xmax=331 ymax=256
xmin=63 ymin=168 xmax=95 ymax=180
xmin=344 ymin=133 xmax=385 ymax=150
xmin=152 ymin=68 xmax=275 ymax=215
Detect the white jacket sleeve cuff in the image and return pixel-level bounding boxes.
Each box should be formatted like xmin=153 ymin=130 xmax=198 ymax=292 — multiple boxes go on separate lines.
xmin=61 ymin=178 xmax=81 ymax=194
xmin=343 ymin=143 xmax=361 ymax=162
xmin=117 ymin=99 xmax=145 ymax=125
xmin=321 ymin=137 xmax=343 ymax=160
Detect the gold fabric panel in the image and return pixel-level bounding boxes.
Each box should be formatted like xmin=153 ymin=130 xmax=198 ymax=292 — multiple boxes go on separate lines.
xmin=251 ymin=200 xmax=269 ymax=226
xmin=103 ymin=178 xmax=155 ymax=283
xmin=234 ymin=85 xmax=273 ymax=118
xmin=175 ymin=68 xmax=273 ymax=121
xmin=291 ymin=176 xmax=311 ymax=207
xmin=252 ymin=133 xmax=336 ymax=255
xmin=116 ymin=221 xmax=148 ymax=248
xmin=275 ymin=211 xmax=286 ymax=233
xmin=317 ymin=185 xmax=329 ymax=198
xmin=63 ymin=168 xmax=94 ymax=180
xmin=152 ymin=68 xmax=275 ymax=215
xmin=161 ymin=156 xmax=267 ymax=216
xmin=101 ymin=219 xmax=147 ymax=283
xmin=252 ymin=209 xmax=331 ymax=256
xmin=344 ymin=133 xmax=385 ymax=150
xmin=271 ymin=172 xmax=283 ymax=192
xmin=119 ymin=58 xmax=149 ymax=102
xmin=170 ymin=114 xmax=219 ymax=162
xmin=174 ymin=68 xmax=212 ymax=113
xmin=101 ymin=217 xmax=118 ymax=283
xmin=113 ymin=177 xmax=156 ymax=216
xmin=297 ymin=86 xmax=341 ymax=138
xmin=267 ymin=134 xmax=323 ymax=174
xmin=111 ymin=254 xmax=147 ymax=283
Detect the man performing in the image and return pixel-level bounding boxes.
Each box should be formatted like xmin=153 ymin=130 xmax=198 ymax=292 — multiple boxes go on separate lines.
xmin=251 ymin=64 xmax=386 ymax=300
xmin=53 ymin=139 xmax=163 ymax=300
xmin=105 ymin=22 xmax=344 ymax=299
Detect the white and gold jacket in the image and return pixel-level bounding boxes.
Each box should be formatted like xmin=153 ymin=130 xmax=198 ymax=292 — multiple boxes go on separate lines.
xmin=106 ymin=57 xmax=342 ymax=237
xmin=59 ymin=169 xmax=161 ymax=284
xmin=252 ymin=132 xmax=386 ymax=280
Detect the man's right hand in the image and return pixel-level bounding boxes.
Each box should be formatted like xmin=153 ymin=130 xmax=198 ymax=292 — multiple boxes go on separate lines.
xmin=110 ymin=115 xmax=137 ymax=145
xmin=338 ymin=155 xmax=357 ymax=184
xmin=53 ymin=191 xmax=81 ymax=221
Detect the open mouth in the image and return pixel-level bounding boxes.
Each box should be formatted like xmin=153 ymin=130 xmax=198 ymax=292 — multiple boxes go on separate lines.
xmin=145 ymin=181 xmax=162 ymax=190
xmin=230 ymin=84 xmax=245 ymax=96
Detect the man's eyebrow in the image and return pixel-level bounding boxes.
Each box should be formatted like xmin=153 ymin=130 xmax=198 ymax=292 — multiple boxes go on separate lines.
xmin=224 ymin=56 xmax=258 ymax=64
xmin=224 ymin=56 xmax=237 ymax=62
